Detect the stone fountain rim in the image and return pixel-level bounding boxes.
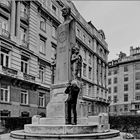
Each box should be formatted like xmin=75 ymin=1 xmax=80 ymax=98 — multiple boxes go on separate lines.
xmin=11 ymin=129 xmax=120 ymax=138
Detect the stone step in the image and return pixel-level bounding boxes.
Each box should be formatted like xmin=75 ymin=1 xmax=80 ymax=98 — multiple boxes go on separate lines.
xmin=24 ymin=124 xmax=99 ymax=135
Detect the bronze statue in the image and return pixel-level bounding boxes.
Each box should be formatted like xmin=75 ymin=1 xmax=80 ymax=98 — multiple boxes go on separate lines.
xmin=65 ymin=80 xmax=80 ymax=125
xmin=61 ymin=7 xmax=71 ymax=21
xmin=71 ymin=46 xmax=82 ymax=80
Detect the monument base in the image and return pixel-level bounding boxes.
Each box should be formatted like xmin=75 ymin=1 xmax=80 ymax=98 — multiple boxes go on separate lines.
xmin=10 ymin=113 xmax=121 ymax=140
xmin=10 ymin=129 xmax=121 ymax=140
xmin=24 ymin=124 xmax=99 ymax=135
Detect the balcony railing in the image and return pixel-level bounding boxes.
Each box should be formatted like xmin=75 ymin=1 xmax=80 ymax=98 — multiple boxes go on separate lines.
xmin=0 ymin=0 xmax=11 ymax=11
xmin=0 ymin=28 xmax=10 ymax=38
xmin=1 ymin=66 xmax=18 ymax=78
xmin=20 ymin=11 xmax=28 ymax=23
xmin=23 ymin=73 xmax=35 ymax=82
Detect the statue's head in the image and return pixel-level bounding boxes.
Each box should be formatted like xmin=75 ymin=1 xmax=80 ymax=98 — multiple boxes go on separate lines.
xmin=61 ymin=7 xmax=71 ymax=19
xmin=71 ymin=80 xmax=78 ymax=86
xmin=72 ymin=45 xmax=79 ymax=54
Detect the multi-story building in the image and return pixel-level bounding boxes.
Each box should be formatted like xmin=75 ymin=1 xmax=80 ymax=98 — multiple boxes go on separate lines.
xmin=108 ymin=46 xmax=140 ymax=115
xmin=0 ymin=0 xmax=109 ymax=118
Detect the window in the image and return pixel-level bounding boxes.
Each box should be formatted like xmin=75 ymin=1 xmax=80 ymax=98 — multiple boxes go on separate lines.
xmin=52 ymin=26 xmax=57 ymax=38
xmin=108 ymin=96 xmax=111 ymax=101
xmin=100 ymin=48 xmax=103 ymax=56
xmin=88 ymin=67 xmax=92 ymax=79
xmin=108 ymin=78 xmax=111 ymax=85
xmin=124 ymin=84 xmax=128 ymax=91
xmin=0 ymin=110 xmax=10 ymax=117
xmin=108 ymin=71 xmax=111 ymax=76
xmin=52 ymin=4 xmax=57 ymax=15
xmin=135 ymin=72 xmax=140 ymax=80
xmin=39 ymin=65 xmax=45 ymax=82
xmin=124 ymin=66 xmax=128 ymax=72
xmin=136 ymin=82 xmax=140 ymax=90
xmin=114 ymin=77 xmax=117 ymax=84
xmin=39 ymin=93 xmax=45 ymax=107
xmin=114 ymin=86 xmax=117 ymax=93
xmin=113 ymin=95 xmax=117 ymax=103
xmin=114 ymin=105 xmax=117 ymax=112
xmin=83 ymin=49 xmax=86 ymax=60
xmin=135 ymin=63 xmax=140 ymax=70
xmin=135 ymin=92 xmax=140 ymax=100
xmin=97 ymin=87 xmax=99 ymax=95
xmin=124 ymin=74 xmax=128 ymax=82
xmin=88 ymin=53 xmax=91 ymax=64
xmin=114 ymin=70 xmax=118 ymax=74
xmin=83 ymin=63 xmax=86 ymax=77
xmin=21 ymin=90 xmax=28 ymax=105
xmin=39 ymin=37 xmax=46 ymax=54
xmin=135 ymin=104 xmax=140 ymax=110
xmin=21 ymin=111 xmax=29 ymax=117
xmin=0 ymin=83 xmax=10 ymax=103
xmin=21 ymin=56 xmax=28 ymax=74
xmin=82 ymin=82 xmax=86 ymax=95
xmin=108 ymin=87 xmax=111 ymax=94
xmin=0 ymin=47 xmax=9 ymax=67
xmin=83 ymin=34 xmax=86 ymax=42
xmin=20 ymin=27 xmax=27 ymax=43
xmin=88 ymin=103 xmax=92 ymax=113
xmin=124 ymin=104 xmax=128 ymax=111
xmin=51 ymin=45 xmax=56 ymax=60
xmin=124 ymin=94 xmax=128 ymax=102
xmin=88 ymin=85 xmax=92 ymax=95
xmin=0 ymin=18 xmax=8 ymax=37
xmin=40 ymin=17 xmax=46 ymax=31
xmin=88 ymin=39 xmax=91 ymax=46
xmin=76 ymin=28 xmax=80 ymax=37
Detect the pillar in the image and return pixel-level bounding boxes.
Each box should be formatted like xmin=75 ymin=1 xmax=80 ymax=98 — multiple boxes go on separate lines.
xmin=10 ymin=0 xmax=15 ymax=37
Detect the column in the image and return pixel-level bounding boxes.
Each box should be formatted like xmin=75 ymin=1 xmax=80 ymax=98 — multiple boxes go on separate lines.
xmin=16 ymin=1 xmax=21 ymax=38
xmin=10 ymin=0 xmax=15 ymax=37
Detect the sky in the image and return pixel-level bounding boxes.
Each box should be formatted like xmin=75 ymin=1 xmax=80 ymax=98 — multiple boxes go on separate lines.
xmin=72 ymin=1 xmax=140 ymax=61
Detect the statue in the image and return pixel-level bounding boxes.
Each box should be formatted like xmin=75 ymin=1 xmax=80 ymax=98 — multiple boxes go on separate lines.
xmin=65 ymin=80 xmax=80 ymax=125
xmin=61 ymin=6 xmax=71 ymax=21
xmin=71 ymin=46 xmax=82 ymax=80
xmin=119 ymin=51 xmax=126 ymax=59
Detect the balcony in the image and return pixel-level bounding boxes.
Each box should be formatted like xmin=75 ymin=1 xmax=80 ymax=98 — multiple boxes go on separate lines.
xmin=131 ymin=100 xmax=140 ymax=104
xmin=20 ymin=11 xmax=28 ymax=24
xmin=23 ymin=73 xmax=35 ymax=82
xmin=0 ymin=66 xmax=18 ymax=78
xmin=0 ymin=0 xmax=11 ymax=12
xmin=0 ymin=28 xmax=10 ymax=38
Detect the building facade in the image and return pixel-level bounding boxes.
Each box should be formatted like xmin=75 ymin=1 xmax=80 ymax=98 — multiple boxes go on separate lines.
xmin=0 ymin=0 xmax=109 ymax=118
xmin=108 ymin=46 xmax=140 ymax=115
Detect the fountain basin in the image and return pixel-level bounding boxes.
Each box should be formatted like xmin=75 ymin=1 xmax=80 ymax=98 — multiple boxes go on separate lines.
xmin=24 ymin=124 xmax=100 ymax=135
xmin=11 ymin=129 xmax=120 ymax=140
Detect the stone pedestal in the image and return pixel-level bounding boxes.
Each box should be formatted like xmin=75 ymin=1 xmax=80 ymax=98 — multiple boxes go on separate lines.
xmin=46 ymin=83 xmax=68 ymax=124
